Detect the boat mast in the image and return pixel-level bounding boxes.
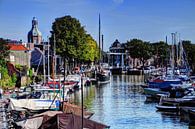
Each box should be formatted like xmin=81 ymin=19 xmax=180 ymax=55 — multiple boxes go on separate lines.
xmin=54 ymin=34 xmax=56 ymax=78
xmin=99 ymin=13 xmax=101 ymax=64
xmin=43 ymin=43 xmax=46 ymax=84
xmin=179 ymin=34 xmax=182 ymax=67
xmin=165 ymin=36 xmax=168 ymax=76
xmin=171 ymin=33 xmax=175 ymax=76
xmin=102 ymin=34 xmax=104 ymax=63
xmin=47 ymin=36 xmax=50 ymax=82
xmin=51 ymin=34 xmax=56 ymax=83
xmin=175 ymin=32 xmax=179 ymax=68
xmin=178 ymin=33 xmax=184 ymax=68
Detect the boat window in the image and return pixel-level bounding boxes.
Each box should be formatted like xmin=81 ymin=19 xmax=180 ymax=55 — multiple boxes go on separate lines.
xmin=24 ymin=87 xmax=33 ymax=92
xmin=49 ymin=84 xmax=60 ymax=89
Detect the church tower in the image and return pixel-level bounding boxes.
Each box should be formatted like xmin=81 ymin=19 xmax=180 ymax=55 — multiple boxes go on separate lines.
xmin=28 ymin=17 xmax=42 ymax=44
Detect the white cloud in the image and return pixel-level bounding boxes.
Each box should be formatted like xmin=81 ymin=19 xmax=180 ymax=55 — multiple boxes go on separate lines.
xmin=113 ymin=0 xmax=124 ymax=4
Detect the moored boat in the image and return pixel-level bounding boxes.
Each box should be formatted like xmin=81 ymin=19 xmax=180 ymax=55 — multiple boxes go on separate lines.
xmin=143 ymin=88 xmax=170 ymax=99
xmin=64 ymin=74 xmax=82 ymax=89
xmin=156 ymin=91 xmax=195 ymax=112
xmin=96 ymin=69 xmax=110 ymax=84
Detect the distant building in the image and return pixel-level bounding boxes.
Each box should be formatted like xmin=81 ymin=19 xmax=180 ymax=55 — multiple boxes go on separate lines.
xmin=27 ymin=17 xmax=45 ymax=67
xmin=26 ymin=17 xmax=62 ymax=76
xmin=107 ymin=39 xmax=154 ymax=69
xmin=109 ymin=39 xmax=126 ymax=53
xmin=5 ymin=39 xmax=23 ymax=44
xmin=108 ymin=39 xmax=127 ymax=67
xmin=7 ymin=43 xmax=30 ymax=68
xmin=27 ymin=17 xmax=42 ymax=44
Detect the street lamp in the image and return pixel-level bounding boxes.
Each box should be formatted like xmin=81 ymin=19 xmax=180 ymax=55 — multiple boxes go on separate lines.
xmin=27 ymin=70 xmax=29 ymax=86
xmin=0 ymin=72 xmax=1 ymax=88
xmin=81 ymin=73 xmax=84 ymax=129
xmin=62 ymin=48 xmax=66 ymax=112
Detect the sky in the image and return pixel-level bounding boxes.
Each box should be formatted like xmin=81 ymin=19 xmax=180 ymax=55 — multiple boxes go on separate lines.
xmin=0 ymin=0 xmax=195 ymax=51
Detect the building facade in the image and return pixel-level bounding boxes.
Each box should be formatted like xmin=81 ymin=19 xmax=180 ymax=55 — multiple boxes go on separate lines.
xmin=108 ymin=39 xmax=127 ymax=67
xmin=7 ymin=44 xmax=30 ymax=68
xmin=107 ymin=39 xmax=154 ymax=69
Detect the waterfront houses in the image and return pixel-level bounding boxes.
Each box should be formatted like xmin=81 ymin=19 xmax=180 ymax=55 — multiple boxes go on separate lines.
xmin=7 ymin=43 xmax=30 ymax=68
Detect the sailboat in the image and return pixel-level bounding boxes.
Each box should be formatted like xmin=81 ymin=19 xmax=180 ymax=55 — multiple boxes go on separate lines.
xmin=143 ymin=33 xmax=191 ymax=98
xmin=9 ymin=36 xmax=69 ymax=112
xmin=96 ymin=14 xmax=111 ymax=85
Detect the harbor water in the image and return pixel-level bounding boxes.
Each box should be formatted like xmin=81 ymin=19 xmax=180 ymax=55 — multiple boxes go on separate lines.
xmin=69 ymin=75 xmax=188 ymax=129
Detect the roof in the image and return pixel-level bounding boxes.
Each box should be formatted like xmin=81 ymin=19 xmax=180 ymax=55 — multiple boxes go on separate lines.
xmin=7 ymin=44 xmax=28 ymax=51
xmin=28 ymin=17 xmax=42 ymax=37
xmin=111 ymin=39 xmax=121 ymax=47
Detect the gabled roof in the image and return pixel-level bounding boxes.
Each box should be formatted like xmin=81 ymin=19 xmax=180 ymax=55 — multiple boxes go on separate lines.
xmin=7 ymin=43 xmax=28 ymax=51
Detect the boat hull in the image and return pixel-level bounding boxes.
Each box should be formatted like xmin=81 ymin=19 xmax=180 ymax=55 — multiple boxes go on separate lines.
xmin=143 ymin=88 xmax=169 ymax=98
xmin=156 ymin=105 xmax=178 ymax=112
xmin=96 ymin=73 xmax=110 ymax=84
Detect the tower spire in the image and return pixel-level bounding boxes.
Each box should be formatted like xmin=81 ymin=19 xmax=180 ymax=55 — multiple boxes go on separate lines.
xmin=28 ymin=17 xmax=42 ymax=44
xmin=32 ymin=17 xmax=38 ymax=28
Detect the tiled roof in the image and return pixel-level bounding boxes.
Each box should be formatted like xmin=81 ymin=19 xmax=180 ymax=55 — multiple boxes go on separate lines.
xmin=7 ymin=43 xmax=28 ymax=51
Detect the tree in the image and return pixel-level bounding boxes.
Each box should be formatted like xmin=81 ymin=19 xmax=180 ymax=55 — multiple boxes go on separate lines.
xmin=126 ymin=39 xmax=152 ymax=69
xmin=151 ymin=41 xmax=169 ymax=67
xmin=78 ymin=34 xmax=99 ymax=63
xmin=0 ymin=66 xmax=16 ymax=89
xmin=51 ymin=16 xmax=86 ymax=59
xmin=0 ymin=38 xmax=10 ymax=66
xmin=50 ymin=15 xmax=99 ymax=66
xmin=0 ymin=38 xmax=16 ymax=89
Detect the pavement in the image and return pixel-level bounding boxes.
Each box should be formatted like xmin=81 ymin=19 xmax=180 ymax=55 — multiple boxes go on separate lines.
xmin=0 ymin=99 xmax=9 ymax=129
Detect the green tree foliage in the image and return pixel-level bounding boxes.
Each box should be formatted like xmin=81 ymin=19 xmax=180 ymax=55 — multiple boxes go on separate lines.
xmin=0 ymin=66 xmax=16 ymax=89
xmin=0 ymin=38 xmax=10 ymax=66
xmin=0 ymin=38 xmax=16 ymax=89
xmin=127 ymin=39 xmax=152 ymax=67
xmin=15 ymin=64 xmax=23 ymax=71
xmin=50 ymin=15 xmax=99 ymax=64
xmin=151 ymin=41 xmax=169 ymax=67
xmin=78 ymin=34 xmax=99 ymax=62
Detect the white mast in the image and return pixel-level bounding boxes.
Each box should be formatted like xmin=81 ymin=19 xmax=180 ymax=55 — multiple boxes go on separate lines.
xmin=171 ymin=33 xmax=175 ymax=76
xmin=43 ymin=43 xmax=46 ymax=84
xmin=54 ymin=34 xmax=56 ymax=78
xmin=47 ymin=36 xmax=50 ymax=81
xmin=99 ymin=13 xmax=101 ymax=64
xmin=179 ymin=33 xmax=183 ymax=67
xmin=175 ymin=32 xmax=179 ymax=67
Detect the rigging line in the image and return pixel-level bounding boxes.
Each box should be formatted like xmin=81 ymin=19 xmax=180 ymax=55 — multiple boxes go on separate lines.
xmin=32 ymin=55 xmax=43 ymax=83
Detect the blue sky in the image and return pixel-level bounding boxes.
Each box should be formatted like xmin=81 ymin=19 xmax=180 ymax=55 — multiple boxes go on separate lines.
xmin=0 ymin=0 xmax=195 ymax=51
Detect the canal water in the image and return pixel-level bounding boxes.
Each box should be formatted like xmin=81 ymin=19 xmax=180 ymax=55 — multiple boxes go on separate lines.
xmin=69 ymin=75 xmax=188 ymax=129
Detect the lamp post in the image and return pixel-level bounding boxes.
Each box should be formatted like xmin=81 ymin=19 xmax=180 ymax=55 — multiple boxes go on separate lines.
xmin=0 ymin=72 xmax=1 ymax=87
xmin=81 ymin=73 xmax=84 ymax=129
xmin=27 ymin=70 xmax=29 ymax=86
xmin=62 ymin=48 xmax=66 ymax=112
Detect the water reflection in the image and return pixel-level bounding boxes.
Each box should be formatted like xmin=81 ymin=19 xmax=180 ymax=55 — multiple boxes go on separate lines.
xmin=70 ymin=75 xmax=188 ymax=129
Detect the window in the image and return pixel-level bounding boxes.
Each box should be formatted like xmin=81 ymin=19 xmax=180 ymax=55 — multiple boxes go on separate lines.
xmin=10 ymin=55 xmax=15 ymax=62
